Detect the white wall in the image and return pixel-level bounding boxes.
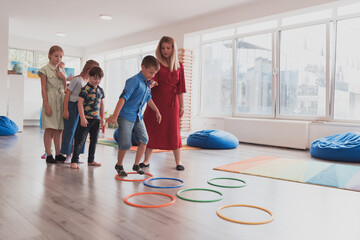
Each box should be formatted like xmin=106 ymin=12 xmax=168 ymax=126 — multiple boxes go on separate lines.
xmin=0 ymin=15 xmax=9 ymax=115
xmin=8 ymin=74 xmax=25 ymax=132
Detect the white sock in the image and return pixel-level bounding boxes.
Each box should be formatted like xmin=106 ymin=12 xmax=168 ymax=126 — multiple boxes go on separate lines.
xmin=64 ymin=155 xmax=72 ymax=164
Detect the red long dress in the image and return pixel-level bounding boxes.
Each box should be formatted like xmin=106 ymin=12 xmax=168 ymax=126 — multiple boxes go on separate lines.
xmin=144 ymin=62 xmax=186 ymax=150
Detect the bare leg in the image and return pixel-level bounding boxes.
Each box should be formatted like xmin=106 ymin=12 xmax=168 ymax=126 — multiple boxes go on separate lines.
xmin=135 ymin=143 xmax=146 ymax=165
xmin=53 ymin=130 xmax=63 ymax=155
xmin=44 ymin=129 xmax=54 ymax=156
xmin=117 ymin=149 xmax=127 ymax=166
xmin=173 ymin=148 xmax=182 ymax=166
xmin=142 ymin=147 xmax=154 ymax=165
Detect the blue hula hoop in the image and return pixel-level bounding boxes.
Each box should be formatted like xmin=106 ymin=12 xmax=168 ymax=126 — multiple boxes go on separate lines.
xmin=143 ymin=177 xmax=184 ymax=189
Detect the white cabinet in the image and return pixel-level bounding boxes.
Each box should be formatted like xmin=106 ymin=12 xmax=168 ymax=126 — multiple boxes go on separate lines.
xmin=23 ymin=77 xmax=42 ymax=120
xmin=8 ymin=74 xmax=25 ymax=132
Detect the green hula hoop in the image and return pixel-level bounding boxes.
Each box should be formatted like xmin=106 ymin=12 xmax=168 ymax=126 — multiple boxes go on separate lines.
xmin=207 ymin=177 xmax=246 ymax=188
xmin=176 ymin=188 xmax=223 ymax=203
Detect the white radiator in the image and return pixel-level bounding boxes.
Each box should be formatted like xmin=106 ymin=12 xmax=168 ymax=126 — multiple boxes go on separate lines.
xmin=224 ymin=118 xmax=310 ymax=149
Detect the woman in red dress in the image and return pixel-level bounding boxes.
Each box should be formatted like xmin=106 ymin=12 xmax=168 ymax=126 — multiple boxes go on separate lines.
xmin=141 ymin=36 xmax=186 ymax=170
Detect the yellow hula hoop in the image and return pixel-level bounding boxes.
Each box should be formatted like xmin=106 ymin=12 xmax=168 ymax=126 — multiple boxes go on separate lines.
xmin=216 ymin=204 xmax=274 ymax=225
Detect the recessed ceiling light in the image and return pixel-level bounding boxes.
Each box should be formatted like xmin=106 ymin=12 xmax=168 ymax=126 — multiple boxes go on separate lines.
xmin=55 ymin=32 xmax=66 ymax=37
xmin=99 ymin=14 xmax=112 ymax=20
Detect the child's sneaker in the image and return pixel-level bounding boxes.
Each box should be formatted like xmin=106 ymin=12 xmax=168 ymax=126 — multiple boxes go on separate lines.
xmin=139 ymin=162 xmax=150 ymax=168
xmin=64 ymin=155 xmax=72 ymax=164
xmin=55 ymin=154 xmax=66 ymax=162
xmin=132 ymin=164 xmax=145 ymax=175
xmin=115 ymin=164 xmax=127 ymax=176
xmin=46 ymin=155 xmax=57 ymax=164
xmin=41 ymin=153 xmax=47 ymax=159
xmin=176 ymin=165 xmax=185 ymax=171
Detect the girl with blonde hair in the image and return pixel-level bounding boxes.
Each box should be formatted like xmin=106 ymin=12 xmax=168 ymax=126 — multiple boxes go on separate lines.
xmin=39 ymin=45 xmax=67 ymax=163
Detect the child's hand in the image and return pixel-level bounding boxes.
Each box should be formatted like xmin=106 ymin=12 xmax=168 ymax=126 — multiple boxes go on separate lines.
xmin=149 ymin=80 xmax=158 ymax=89
xmin=156 ymin=112 xmax=162 ymax=124
xmin=80 ymin=118 xmax=88 ymax=127
xmin=100 ymin=118 xmax=105 ymax=128
xmin=63 ymin=110 xmax=69 ymax=120
xmin=106 ymin=115 xmax=117 ymax=124
xmin=56 ymin=70 xmax=66 ymax=80
xmin=44 ymin=104 xmax=52 ymax=116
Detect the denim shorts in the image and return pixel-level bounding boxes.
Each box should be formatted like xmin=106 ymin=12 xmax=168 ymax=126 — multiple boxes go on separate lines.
xmin=117 ymin=117 xmax=148 ymax=150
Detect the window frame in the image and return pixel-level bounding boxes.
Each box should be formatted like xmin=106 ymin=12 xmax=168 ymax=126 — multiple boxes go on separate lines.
xmin=276 ymin=21 xmax=330 ymax=121
xmin=200 ymin=38 xmax=234 ymax=117
xmin=195 ymin=4 xmax=360 ymax=122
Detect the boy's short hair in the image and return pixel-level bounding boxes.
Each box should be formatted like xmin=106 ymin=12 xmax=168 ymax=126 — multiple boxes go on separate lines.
xmin=89 ymin=66 xmax=104 ymax=79
xmin=141 ymin=55 xmax=160 ymax=71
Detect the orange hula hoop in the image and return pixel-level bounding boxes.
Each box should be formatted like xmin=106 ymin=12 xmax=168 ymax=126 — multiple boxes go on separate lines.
xmin=216 ymin=204 xmax=274 ymax=225
xmin=124 ymin=192 xmax=176 ymax=208
xmin=115 ymin=172 xmax=154 ymax=182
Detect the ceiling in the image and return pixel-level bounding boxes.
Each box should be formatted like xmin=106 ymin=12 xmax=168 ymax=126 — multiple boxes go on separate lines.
xmin=0 ymin=0 xmax=255 ymax=47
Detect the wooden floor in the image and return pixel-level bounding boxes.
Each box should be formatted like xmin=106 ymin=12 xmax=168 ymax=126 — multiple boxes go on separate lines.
xmin=1 ymin=127 xmax=360 ymax=240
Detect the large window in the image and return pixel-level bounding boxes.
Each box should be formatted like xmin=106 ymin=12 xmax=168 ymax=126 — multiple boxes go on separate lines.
xmin=279 ymin=24 xmax=327 ymax=117
xmin=63 ymin=56 xmax=81 ymax=75
xmin=202 ymin=40 xmax=233 ymax=115
xmin=334 ymin=17 xmax=360 ymax=120
xmin=121 ymin=57 xmax=139 ymax=80
xmin=97 ymin=43 xmax=156 ymax=113
xmin=235 ymin=33 xmax=273 ymax=115
xmin=8 ymin=48 xmax=34 ymax=71
xmin=107 ymin=59 xmax=122 ymax=112
xmin=106 ymin=57 xmax=140 ymax=113
xmin=195 ymin=4 xmax=360 ymax=122
xmin=36 ymin=52 xmax=48 ymax=68
xmin=9 ymin=48 xmax=81 ymax=74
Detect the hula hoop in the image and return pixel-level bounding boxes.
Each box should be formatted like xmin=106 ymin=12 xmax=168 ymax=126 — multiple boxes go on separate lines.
xmin=115 ymin=172 xmax=154 ymax=182
xmin=207 ymin=177 xmax=246 ymax=188
xmin=143 ymin=177 xmax=184 ymax=189
xmin=124 ymin=192 xmax=176 ymax=208
xmin=216 ymin=204 xmax=274 ymax=225
xmin=176 ymin=188 xmax=223 ymax=203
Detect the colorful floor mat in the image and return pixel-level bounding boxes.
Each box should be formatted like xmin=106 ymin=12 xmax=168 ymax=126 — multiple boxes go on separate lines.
xmin=214 ymin=155 xmax=360 ymax=191
xmin=94 ymin=138 xmax=200 ymax=152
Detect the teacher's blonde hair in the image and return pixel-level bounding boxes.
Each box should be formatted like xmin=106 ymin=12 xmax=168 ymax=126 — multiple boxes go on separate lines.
xmin=155 ymin=36 xmax=180 ymax=72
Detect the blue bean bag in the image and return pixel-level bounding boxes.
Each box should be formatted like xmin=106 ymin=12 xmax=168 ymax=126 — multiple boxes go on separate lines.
xmin=0 ymin=116 xmax=18 ymax=136
xmin=113 ymin=128 xmax=138 ymax=146
xmin=310 ymin=132 xmax=360 ymax=163
xmin=187 ymin=129 xmax=239 ymax=149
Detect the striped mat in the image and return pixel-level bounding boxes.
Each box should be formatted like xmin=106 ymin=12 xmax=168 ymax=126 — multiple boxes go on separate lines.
xmin=214 ymin=155 xmax=360 ymax=191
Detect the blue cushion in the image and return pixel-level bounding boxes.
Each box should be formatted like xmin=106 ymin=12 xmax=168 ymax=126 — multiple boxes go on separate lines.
xmin=0 ymin=116 xmax=18 ymax=136
xmin=310 ymin=132 xmax=360 ymax=163
xmin=113 ymin=128 xmax=138 ymax=146
xmin=187 ymin=130 xmax=239 ymax=149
